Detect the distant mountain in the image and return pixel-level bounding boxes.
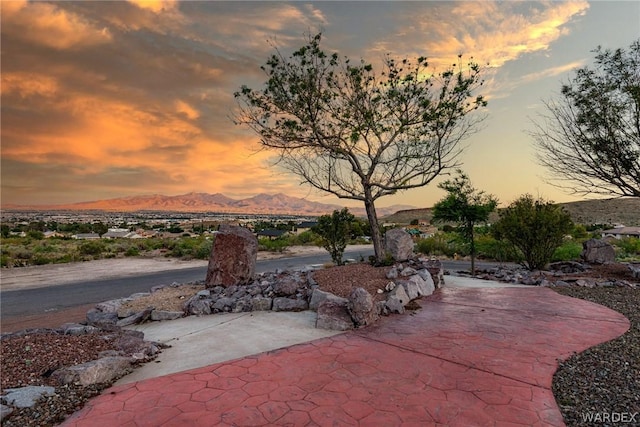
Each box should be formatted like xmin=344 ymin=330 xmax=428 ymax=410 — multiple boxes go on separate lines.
xmin=382 ymin=198 xmax=640 ymax=226
xmin=3 ymin=192 xmax=414 ymax=217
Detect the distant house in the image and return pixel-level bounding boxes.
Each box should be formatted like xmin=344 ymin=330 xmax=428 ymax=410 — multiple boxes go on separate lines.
xmin=72 ymin=233 xmax=100 ymax=240
xmin=602 ymin=226 xmax=640 ymax=239
xmin=103 ymin=228 xmax=143 ymax=239
xmin=256 ymin=229 xmax=287 ymax=240
xmin=296 ymin=221 xmax=317 ymax=234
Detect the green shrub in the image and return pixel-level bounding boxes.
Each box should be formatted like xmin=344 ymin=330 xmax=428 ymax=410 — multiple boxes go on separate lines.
xmin=258 ymin=237 xmax=289 ymax=252
xmin=551 ymin=240 xmax=583 ymax=262
xmin=416 ymin=233 xmax=461 ymax=257
xmin=78 ymin=240 xmax=106 ymax=256
xmin=124 ymin=247 xmax=140 ymax=257
xmin=475 ymin=234 xmax=522 ymax=263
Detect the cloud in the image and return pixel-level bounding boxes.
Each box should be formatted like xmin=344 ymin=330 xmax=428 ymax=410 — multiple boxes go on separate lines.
xmin=1 ymin=0 xmax=112 ymax=50
xmin=365 ymin=1 xmax=589 ymax=69
xmin=128 ymin=0 xmax=178 ymax=13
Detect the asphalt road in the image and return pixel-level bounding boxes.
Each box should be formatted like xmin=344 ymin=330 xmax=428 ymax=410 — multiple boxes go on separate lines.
xmin=0 ymin=248 xmax=373 ymax=319
xmin=0 ymin=248 xmax=512 ymax=320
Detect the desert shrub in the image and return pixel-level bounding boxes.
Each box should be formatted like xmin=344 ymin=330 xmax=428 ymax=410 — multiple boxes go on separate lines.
xmin=551 ymin=240 xmax=583 ymax=262
xmin=193 ymin=238 xmax=213 ymax=259
xmin=493 ymin=195 xmax=574 ymax=270
xmin=258 ymin=237 xmax=289 ymax=252
xmin=416 ymin=233 xmax=461 ymax=257
xmin=78 ymin=240 xmax=106 ymax=256
xmin=475 ymin=234 xmax=522 ymax=263
xmin=124 ymin=246 xmax=140 ymax=257
xmin=612 ymin=237 xmax=640 ymax=260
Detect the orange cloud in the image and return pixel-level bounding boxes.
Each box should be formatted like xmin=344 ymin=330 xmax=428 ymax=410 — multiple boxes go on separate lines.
xmin=128 ymin=0 xmax=178 ymax=13
xmin=1 ymin=0 xmax=112 ymax=49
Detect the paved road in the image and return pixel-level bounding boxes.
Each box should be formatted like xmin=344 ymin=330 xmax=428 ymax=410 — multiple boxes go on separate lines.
xmin=0 ymin=248 xmax=374 ymax=319
xmin=0 ymin=248 xmax=513 ymax=320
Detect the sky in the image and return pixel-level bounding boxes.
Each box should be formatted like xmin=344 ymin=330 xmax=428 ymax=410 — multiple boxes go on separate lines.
xmin=1 ymin=0 xmax=639 ymax=209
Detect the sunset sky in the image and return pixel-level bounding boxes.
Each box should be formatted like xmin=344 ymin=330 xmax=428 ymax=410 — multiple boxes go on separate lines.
xmin=2 ymin=1 xmax=639 ymax=209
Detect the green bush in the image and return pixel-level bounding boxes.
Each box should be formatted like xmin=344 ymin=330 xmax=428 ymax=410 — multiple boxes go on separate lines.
xmin=258 ymin=237 xmax=289 ymax=252
xmin=416 ymin=233 xmax=461 ymax=257
xmin=612 ymin=237 xmax=640 ymax=260
xmin=475 ymin=234 xmax=522 ymax=263
xmin=124 ymin=247 xmax=140 ymax=257
xmin=78 ymin=240 xmax=106 ymax=256
xmin=551 ymin=240 xmax=583 ymax=262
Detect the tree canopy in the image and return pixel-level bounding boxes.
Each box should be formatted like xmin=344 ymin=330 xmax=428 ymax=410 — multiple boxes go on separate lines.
xmin=432 ymin=171 xmax=497 ymax=275
xmin=234 ymin=33 xmax=487 ymax=262
xmin=531 ymin=40 xmax=640 ymax=198
xmin=312 ymin=207 xmax=355 ymax=266
xmin=493 ymin=195 xmax=573 ymax=271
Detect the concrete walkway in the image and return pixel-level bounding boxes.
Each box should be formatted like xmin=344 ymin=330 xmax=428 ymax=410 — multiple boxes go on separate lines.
xmin=61 ymin=282 xmax=629 ymax=426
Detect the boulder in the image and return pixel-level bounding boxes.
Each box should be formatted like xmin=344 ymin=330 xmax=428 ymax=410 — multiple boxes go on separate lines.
xmin=116 ymin=308 xmax=153 ymax=327
xmin=1 ymin=386 xmax=55 ymax=408
xmin=150 ymin=310 xmax=183 ymax=321
xmin=581 ymin=239 xmax=616 ymax=264
xmin=309 ymin=289 xmax=348 ymax=311
xmin=273 ymin=277 xmax=300 ymax=296
xmin=421 ymin=259 xmax=444 ymax=288
xmin=272 ymin=297 xmax=308 ymax=312
xmin=384 ymin=228 xmax=414 ymax=261
xmin=347 ymin=287 xmax=378 ymax=327
xmin=51 ymin=356 xmax=132 ymax=386
xmin=206 ymin=225 xmax=258 ymax=288
xmin=86 ymin=309 xmax=118 ymax=327
xmin=184 ymin=296 xmax=212 ymax=315
xmin=251 ymin=296 xmax=273 ymax=311
xmin=316 ymin=300 xmax=354 ymax=331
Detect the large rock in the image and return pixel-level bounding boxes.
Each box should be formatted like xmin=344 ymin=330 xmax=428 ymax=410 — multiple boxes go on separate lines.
xmin=206 ymin=225 xmax=258 ymax=288
xmin=51 ymin=356 xmax=132 ymax=386
xmin=347 ymin=287 xmax=378 ymax=327
xmin=309 ymin=289 xmax=348 ymax=311
xmin=1 ymin=386 xmax=55 ymax=408
xmin=272 ymin=297 xmax=308 ymax=312
xmin=384 ymin=228 xmax=414 ymax=261
xmin=316 ymin=300 xmax=354 ymax=331
xmin=581 ymin=239 xmax=616 ymax=264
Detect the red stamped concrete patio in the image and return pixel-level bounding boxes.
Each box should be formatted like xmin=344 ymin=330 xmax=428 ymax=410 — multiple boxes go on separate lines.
xmin=62 ymin=287 xmax=629 ymax=426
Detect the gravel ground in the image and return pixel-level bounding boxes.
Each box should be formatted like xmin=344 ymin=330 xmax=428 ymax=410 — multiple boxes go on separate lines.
xmin=1 ymin=263 xmax=638 ymax=426
xmin=551 ymin=286 xmax=640 ymax=427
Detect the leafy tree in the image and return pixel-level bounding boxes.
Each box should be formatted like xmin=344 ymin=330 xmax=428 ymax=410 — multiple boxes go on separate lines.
xmin=432 ymin=171 xmax=497 ymax=275
xmin=313 ymin=208 xmax=355 ymax=265
xmin=234 ymin=33 xmax=487 ymax=263
xmin=531 ymin=40 xmax=640 ymax=197
xmin=493 ymin=195 xmax=574 ymax=271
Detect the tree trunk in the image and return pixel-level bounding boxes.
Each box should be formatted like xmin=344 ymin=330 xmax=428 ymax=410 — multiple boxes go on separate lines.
xmin=470 ymin=225 xmax=476 ymax=276
xmin=363 ymin=191 xmax=384 ymax=264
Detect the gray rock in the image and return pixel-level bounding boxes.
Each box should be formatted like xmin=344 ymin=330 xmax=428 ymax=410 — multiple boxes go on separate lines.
xmin=184 ymin=297 xmax=212 ymax=315
xmin=251 ymin=296 xmax=273 ymax=311
xmin=347 ymin=287 xmax=378 ymax=327
xmin=388 ymin=284 xmax=410 ymax=306
xmin=61 ymin=323 xmax=99 ymax=335
xmin=386 ymin=267 xmax=399 ymax=279
xmin=397 ymin=278 xmax=420 ymax=300
xmin=197 ymin=290 xmax=211 ymax=298
xmin=415 ymin=270 xmax=436 ymax=295
xmin=212 ymin=297 xmax=236 ymax=312
xmin=581 ymin=239 xmax=616 ymax=264
xmin=117 ymin=308 xmax=153 ymax=327
xmin=421 ymin=259 xmax=444 ymax=287
xmin=316 ymin=300 xmax=354 ymax=331
xmin=309 ymin=289 xmax=348 ymax=311
xmin=95 ymin=299 xmax=125 ymax=313
xmin=272 ymin=297 xmax=308 ymax=312
xmin=86 ymin=308 xmax=118 ymax=327
xmin=384 ymin=228 xmax=414 ymax=261
xmin=385 ymin=296 xmax=406 ymax=314
xmin=232 ymin=297 xmax=252 ymax=313
xmin=51 ymin=357 xmax=132 ymax=386
xmin=273 ymin=277 xmax=299 ymax=296
xmin=400 ymin=267 xmax=418 ymax=277
xmin=1 ymin=386 xmax=55 ymax=408
xmin=150 ymin=310 xmax=183 ymax=321
xmin=206 ymin=225 xmax=258 ymax=288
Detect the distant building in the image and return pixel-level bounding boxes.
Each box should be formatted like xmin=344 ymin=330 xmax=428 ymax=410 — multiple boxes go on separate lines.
xmin=72 ymin=233 xmax=100 ymax=240
xmin=256 ymin=229 xmax=288 ymax=240
xmin=103 ymin=228 xmax=143 ymax=239
xmin=602 ymin=226 xmax=640 ymax=239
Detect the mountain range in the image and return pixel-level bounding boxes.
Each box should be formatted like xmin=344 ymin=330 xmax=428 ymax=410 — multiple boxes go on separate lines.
xmin=3 ymin=192 xmax=416 ymax=217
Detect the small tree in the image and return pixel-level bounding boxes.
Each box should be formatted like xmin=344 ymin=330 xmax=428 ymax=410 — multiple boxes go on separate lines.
xmin=493 ymin=195 xmax=573 ymax=271
xmin=234 ymin=33 xmax=487 ymax=264
xmin=432 ymin=171 xmax=497 ymax=275
xmin=313 ymin=208 xmax=355 ymax=265
xmin=531 ymin=40 xmax=640 ymax=198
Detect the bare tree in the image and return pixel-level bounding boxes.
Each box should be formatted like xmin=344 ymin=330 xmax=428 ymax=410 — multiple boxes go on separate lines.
xmin=234 ymin=33 xmax=487 ymax=263
xmin=531 ymin=40 xmax=640 ymax=198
